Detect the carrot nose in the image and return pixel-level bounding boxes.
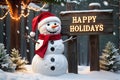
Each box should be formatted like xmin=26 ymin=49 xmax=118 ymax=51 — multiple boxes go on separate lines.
xmin=51 ymin=25 xmax=58 ymax=29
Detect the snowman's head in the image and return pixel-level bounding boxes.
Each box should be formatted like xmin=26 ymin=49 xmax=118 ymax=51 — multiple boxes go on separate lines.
xmin=38 ymin=21 xmax=61 ymax=35
xmin=30 ymin=12 xmax=61 ymax=37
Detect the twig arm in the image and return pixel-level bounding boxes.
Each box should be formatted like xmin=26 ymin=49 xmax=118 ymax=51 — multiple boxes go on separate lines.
xmin=63 ymin=36 xmax=77 ymax=43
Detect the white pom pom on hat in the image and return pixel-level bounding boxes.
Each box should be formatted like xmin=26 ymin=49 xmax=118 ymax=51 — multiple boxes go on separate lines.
xmin=30 ymin=11 xmax=61 ymax=37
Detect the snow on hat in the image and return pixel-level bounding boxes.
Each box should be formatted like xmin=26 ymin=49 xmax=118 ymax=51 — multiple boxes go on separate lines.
xmin=30 ymin=11 xmax=61 ymax=37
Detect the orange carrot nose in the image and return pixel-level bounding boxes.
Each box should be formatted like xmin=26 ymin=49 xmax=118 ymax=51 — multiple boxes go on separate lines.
xmin=51 ymin=25 xmax=58 ymax=29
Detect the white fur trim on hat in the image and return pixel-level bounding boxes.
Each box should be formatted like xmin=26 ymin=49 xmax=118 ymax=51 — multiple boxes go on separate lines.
xmin=30 ymin=31 xmax=35 ymax=37
xmin=38 ymin=16 xmax=61 ymax=28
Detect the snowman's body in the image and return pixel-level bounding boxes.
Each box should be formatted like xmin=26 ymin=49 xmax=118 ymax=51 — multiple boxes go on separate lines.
xmin=31 ymin=12 xmax=68 ymax=76
xmin=32 ymin=39 xmax=68 ymax=76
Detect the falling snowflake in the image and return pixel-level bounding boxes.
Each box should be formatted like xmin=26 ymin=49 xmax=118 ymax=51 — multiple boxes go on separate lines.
xmin=61 ymin=3 xmax=65 ymax=6
xmin=113 ymin=32 xmax=116 ymax=35
xmin=26 ymin=26 xmax=29 ymax=30
xmin=3 ymin=24 xmax=5 ymax=27
xmin=17 ymin=30 xmax=20 ymax=34
xmin=3 ymin=32 xmax=5 ymax=36
xmin=26 ymin=49 xmax=29 ymax=53
xmin=103 ymin=1 xmax=109 ymax=6
xmin=27 ymin=20 xmax=29 ymax=23
xmin=16 ymin=5 xmax=18 ymax=8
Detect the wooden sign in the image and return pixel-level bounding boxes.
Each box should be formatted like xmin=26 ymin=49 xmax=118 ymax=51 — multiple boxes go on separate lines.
xmin=60 ymin=9 xmax=113 ymax=35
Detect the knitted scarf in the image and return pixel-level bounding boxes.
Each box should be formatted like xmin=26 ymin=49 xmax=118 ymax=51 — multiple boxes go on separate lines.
xmin=35 ymin=34 xmax=61 ymax=58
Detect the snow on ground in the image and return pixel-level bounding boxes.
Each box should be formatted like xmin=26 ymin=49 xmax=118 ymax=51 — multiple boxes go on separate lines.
xmin=0 ymin=65 xmax=120 ymax=80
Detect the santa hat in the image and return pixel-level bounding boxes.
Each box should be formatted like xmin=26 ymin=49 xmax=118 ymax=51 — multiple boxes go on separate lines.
xmin=30 ymin=11 xmax=61 ymax=37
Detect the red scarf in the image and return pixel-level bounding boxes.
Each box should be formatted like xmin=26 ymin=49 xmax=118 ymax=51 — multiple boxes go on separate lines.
xmin=35 ymin=34 xmax=61 ymax=58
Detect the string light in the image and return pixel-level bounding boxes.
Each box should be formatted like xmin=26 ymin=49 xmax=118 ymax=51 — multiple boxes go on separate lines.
xmin=21 ymin=1 xmax=28 ymax=9
xmin=0 ymin=0 xmax=46 ymax=20
xmin=0 ymin=9 xmax=30 ymax=20
xmin=9 ymin=10 xmax=30 ymax=21
xmin=0 ymin=11 xmax=9 ymax=20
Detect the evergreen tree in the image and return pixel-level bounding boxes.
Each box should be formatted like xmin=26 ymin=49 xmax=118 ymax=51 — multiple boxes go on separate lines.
xmin=0 ymin=43 xmax=15 ymax=72
xmin=10 ymin=48 xmax=28 ymax=71
xmin=100 ymin=41 xmax=120 ymax=72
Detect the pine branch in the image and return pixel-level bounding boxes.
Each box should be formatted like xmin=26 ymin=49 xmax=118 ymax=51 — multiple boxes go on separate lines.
xmin=0 ymin=43 xmax=15 ymax=72
xmin=10 ymin=48 xmax=28 ymax=71
xmin=99 ymin=41 xmax=120 ymax=72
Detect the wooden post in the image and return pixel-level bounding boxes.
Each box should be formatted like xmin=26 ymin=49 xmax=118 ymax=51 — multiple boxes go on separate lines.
xmin=67 ymin=36 xmax=78 ymax=73
xmin=89 ymin=3 xmax=100 ymax=71
xmin=7 ymin=0 xmax=21 ymax=51
xmin=66 ymin=2 xmax=78 ymax=73
xmin=89 ymin=35 xmax=99 ymax=71
xmin=10 ymin=19 xmax=20 ymax=50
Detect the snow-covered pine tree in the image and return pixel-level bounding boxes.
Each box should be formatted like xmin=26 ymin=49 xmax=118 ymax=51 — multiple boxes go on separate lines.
xmin=0 ymin=43 xmax=15 ymax=72
xmin=100 ymin=41 xmax=120 ymax=72
xmin=10 ymin=48 xmax=28 ymax=71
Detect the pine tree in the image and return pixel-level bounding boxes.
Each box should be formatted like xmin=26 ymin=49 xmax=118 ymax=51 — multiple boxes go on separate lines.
xmin=100 ymin=41 xmax=120 ymax=72
xmin=0 ymin=43 xmax=15 ymax=72
xmin=10 ymin=48 xmax=28 ymax=71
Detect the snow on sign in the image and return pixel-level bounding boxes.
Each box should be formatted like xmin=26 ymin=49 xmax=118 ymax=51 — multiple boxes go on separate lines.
xmin=60 ymin=9 xmax=113 ymax=35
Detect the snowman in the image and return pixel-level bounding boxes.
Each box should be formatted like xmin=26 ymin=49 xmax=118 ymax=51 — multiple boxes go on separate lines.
xmin=30 ymin=12 xmax=68 ymax=76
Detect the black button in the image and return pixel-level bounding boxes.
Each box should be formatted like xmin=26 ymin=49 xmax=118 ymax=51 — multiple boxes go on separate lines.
xmin=51 ymin=57 xmax=55 ymax=62
xmin=50 ymin=40 xmax=54 ymax=44
xmin=51 ymin=66 xmax=55 ymax=71
xmin=50 ymin=47 xmax=55 ymax=51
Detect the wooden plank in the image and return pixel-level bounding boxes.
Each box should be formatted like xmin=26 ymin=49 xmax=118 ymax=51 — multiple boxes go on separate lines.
xmin=3 ymin=9 xmax=7 ymax=49
xmin=24 ymin=10 xmax=32 ymax=62
xmin=0 ymin=9 xmax=3 ymax=43
xmin=61 ymin=24 xmax=113 ymax=35
xmin=24 ymin=9 xmax=31 ymax=63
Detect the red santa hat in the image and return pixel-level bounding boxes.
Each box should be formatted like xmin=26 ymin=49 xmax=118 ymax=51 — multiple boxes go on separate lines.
xmin=30 ymin=11 xmax=61 ymax=37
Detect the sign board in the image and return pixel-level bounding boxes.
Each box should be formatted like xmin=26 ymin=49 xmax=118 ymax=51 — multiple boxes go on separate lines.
xmin=60 ymin=9 xmax=113 ymax=35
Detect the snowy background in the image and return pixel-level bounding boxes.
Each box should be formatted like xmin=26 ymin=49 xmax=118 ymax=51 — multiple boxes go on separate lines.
xmin=0 ymin=65 xmax=120 ymax=80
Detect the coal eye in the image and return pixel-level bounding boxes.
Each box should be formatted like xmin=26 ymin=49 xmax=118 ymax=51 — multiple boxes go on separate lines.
xmin=54 ymin=23 xmax=57 ymax=25
xmin=47 ymin=23 xmax=50 ymax=26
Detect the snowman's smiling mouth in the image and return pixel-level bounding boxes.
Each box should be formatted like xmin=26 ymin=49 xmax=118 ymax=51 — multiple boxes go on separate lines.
xmin=47 ymin=29 xmax=59 ymax=34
